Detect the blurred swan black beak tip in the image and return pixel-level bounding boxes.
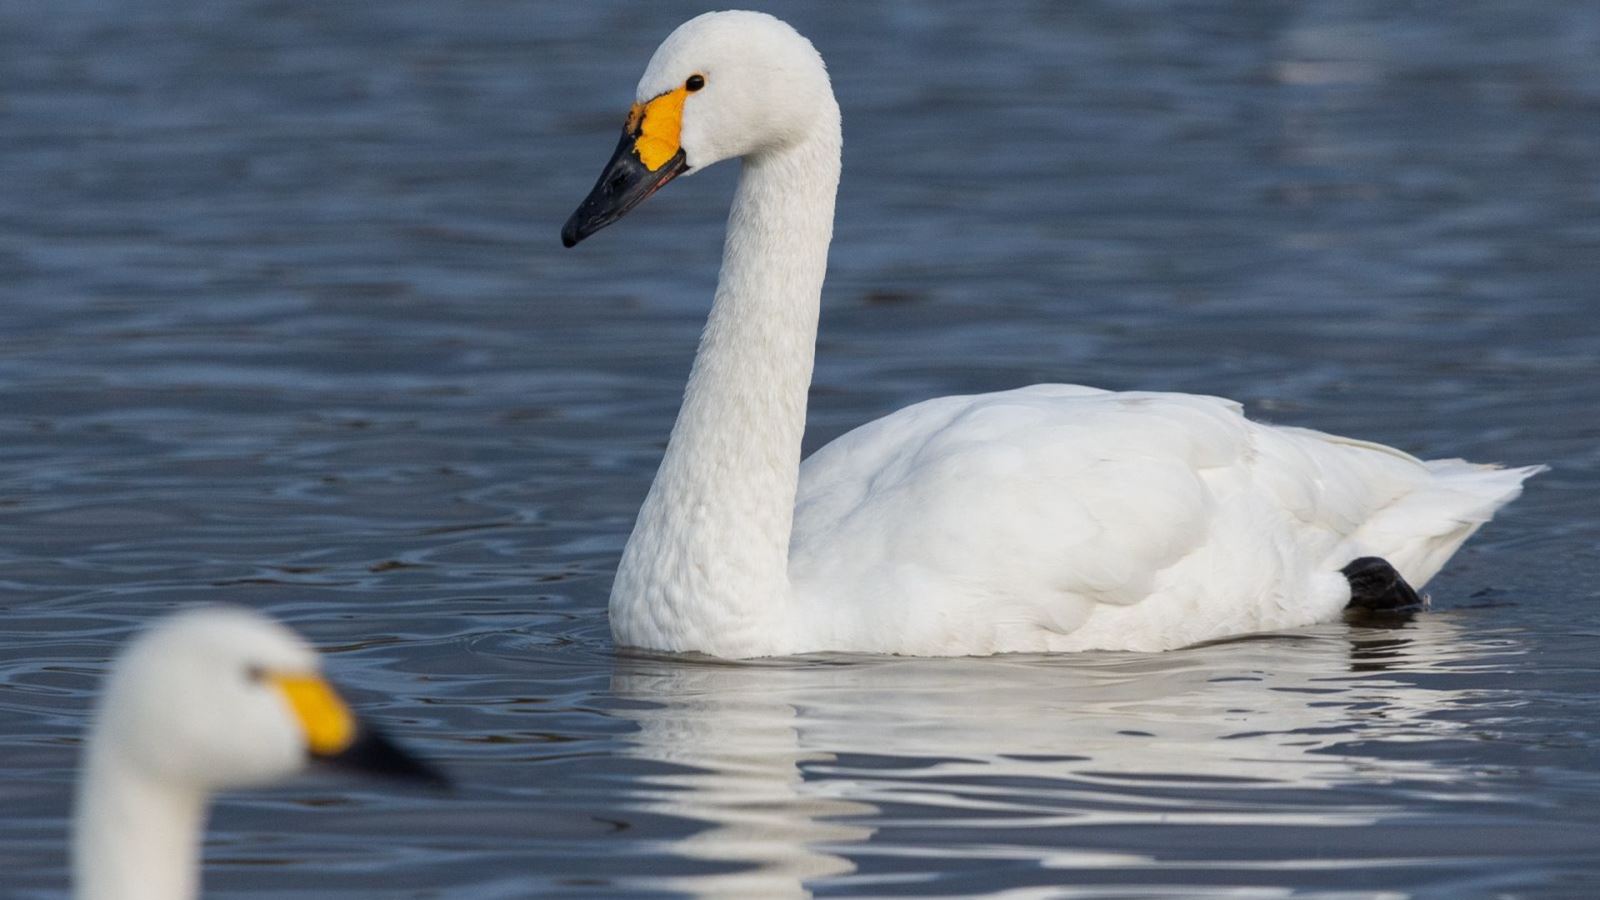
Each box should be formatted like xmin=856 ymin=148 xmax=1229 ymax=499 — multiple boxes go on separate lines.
xmin=318 ymin=724 xmax=452 ymax=791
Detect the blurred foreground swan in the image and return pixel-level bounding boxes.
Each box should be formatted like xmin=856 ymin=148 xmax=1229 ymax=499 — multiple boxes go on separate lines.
xmin=73 ymin=607 xmax=444 ymax=900
xmin=563 ymin=11 xmax=1541 ymax=658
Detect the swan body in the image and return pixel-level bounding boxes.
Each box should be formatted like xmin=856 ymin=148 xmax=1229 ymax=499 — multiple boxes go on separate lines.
xmin=563 ymin=11 xmax=1541 ymax=659
xmin=73 ymin=607 xmax=442 ymax=900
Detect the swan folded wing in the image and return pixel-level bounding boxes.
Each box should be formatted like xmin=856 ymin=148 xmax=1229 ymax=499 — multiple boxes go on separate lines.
xmin=791 ymin=388 xmax=1272 ymax=652
xmin=790 ymin=386 xmax=1490 ymax=654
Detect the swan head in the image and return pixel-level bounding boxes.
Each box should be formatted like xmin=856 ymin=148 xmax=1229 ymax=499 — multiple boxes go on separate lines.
xmin=562 ymin=10 xmax=833 ymax=247
xmin=85 ymin=606 xmax=446 ymax=793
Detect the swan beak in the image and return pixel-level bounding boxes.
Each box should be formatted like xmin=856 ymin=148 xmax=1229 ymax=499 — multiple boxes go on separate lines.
xmin=274 ymin=673 xmax=450 ymax=788
xmin=316 ymin=720 xmax=451 ymax=789
xmin=562 ymin=110 xmax=690 ymax=246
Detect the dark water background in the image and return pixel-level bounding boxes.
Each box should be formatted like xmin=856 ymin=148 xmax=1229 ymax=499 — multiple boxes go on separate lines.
xmin=3 ymin=1 xmax=1599 ymax=896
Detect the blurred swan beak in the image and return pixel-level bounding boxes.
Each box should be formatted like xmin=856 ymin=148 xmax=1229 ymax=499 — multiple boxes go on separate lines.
xmin=274 ymin=673 xmax=449 ymax=788
xmin=317 ymin=719 xmax=451 ymax=789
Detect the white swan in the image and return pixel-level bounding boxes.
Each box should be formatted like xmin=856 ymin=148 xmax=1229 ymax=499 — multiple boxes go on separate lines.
xmin=562 ymin=11 xmax=1542 ymax=659
xmin=73 ymin=607 xmax=444 ymax=900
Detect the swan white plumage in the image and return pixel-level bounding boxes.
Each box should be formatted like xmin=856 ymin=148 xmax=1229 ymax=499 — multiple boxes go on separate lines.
xmin=73 ymin=607 xmax=444 ymax=900
xmin=562 ymin=11 xmax=1542 ymax=659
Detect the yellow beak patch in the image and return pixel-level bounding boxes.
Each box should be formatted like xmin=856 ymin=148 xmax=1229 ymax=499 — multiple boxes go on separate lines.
xmin=273 ymin=674 xmax=356 ymax=756
xmin=627 ymin=87 xmax=688 ymax=172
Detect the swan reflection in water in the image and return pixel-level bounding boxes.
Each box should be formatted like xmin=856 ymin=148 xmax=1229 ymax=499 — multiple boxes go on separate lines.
xmin=610 ymin=615 xmax=1516 ymax=897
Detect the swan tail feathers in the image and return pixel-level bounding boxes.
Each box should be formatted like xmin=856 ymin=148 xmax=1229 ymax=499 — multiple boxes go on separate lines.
xmin=1354 ymin=461 xmax=1545 ymax=588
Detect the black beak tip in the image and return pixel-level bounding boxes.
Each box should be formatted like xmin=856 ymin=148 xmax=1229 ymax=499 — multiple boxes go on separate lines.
xmin=391 ymin=752 xmax=453 ymax=791
xmin=562 ymin=135 xmax=688 ymax=249
xmin=319 ymin=725 xmax=452 ymax=791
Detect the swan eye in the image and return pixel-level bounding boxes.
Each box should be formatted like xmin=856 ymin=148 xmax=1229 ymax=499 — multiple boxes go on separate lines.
xmin=245 ymin=664 xmax=267 ymax=684
xmin=685 ymin=74 xmax=705 ymax=92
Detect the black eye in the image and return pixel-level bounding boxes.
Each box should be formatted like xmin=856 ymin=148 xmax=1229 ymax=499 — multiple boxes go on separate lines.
xmin=685 ymin=74 xmax=705 ymax=92
xmin=245 ymin=664 xmax=267 ymax=684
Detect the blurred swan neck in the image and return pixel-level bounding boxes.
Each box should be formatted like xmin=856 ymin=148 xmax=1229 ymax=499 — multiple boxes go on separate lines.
xmin=611 ymin=100 xmax=842 ymax=656
xmin=75 ymin=742 xmax=206 ymax=900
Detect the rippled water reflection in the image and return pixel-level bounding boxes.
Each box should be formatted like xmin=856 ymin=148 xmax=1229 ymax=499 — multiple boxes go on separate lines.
xmin=4 ymin=1 xmax=1599 ymax=897
xmin=607 ymin=619 xmax=1578 ymax=898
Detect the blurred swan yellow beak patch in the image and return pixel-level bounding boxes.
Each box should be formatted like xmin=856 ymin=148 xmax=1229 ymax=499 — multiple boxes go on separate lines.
xmin=629 ymin=87 xmax=688 ymax=171
xmin=273 ymin=674 xmax=356 ymax=756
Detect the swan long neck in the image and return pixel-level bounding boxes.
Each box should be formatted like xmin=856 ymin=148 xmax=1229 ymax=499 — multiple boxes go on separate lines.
xmin=74 ymin=737 xmax=208 ymax=900
xmin=611 ymin=97 xmax=841 ymax=656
